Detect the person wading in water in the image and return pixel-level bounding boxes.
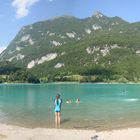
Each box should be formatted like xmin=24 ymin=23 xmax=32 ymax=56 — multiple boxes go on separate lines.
xmin=54 ymin=94 xmax=62 ymax=128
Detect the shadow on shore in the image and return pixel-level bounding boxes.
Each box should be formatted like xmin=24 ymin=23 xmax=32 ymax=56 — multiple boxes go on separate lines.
xmin=61 ymin=118 xmax=71 ymax=124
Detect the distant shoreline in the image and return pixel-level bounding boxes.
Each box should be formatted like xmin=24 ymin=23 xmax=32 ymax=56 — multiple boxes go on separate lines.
xmin=1 ymin=81 xmax=140 ymax=85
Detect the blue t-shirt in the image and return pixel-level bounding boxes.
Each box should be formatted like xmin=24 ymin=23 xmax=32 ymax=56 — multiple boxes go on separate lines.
xmin=54 ymin=99 xmax=62 ymax=112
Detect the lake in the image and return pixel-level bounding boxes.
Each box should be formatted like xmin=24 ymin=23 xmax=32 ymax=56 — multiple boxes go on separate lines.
xmin=0 ymin=83 xmax=140 ymax=130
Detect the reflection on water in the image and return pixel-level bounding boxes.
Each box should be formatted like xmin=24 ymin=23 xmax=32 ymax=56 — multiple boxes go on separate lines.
xmin=27 ymin=89 xmax=35 ymax=110
xmin=0 ymin=109 xmax=7 ymax=122
xmin=123 ymin=98 xmax=139 ymax=102
xmin=0 ymin=84 xmax=140 ymax=130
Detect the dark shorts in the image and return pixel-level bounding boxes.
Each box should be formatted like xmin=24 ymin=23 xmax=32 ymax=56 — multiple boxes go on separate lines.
xmin=55 ymin=111 xmax=61 ymax=113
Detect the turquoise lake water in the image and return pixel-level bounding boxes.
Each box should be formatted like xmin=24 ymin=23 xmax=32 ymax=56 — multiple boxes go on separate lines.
xmin=0 ymin=83 xmax=140 ymax=130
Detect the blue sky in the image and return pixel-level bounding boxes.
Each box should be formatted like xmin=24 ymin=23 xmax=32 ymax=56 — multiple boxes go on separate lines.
xmin=1 ymin=0 xmax=140 ymax=51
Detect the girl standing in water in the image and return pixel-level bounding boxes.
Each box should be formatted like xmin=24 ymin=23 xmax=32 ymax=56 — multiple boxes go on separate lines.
xmin=54 ymin=94 xmax=62 ymax=128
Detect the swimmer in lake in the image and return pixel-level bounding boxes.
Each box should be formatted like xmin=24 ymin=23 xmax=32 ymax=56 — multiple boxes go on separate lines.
xmin=66 ymin=99 xmax=72 ymax=104
xmin=76 ymin=98 xmax=80 ymax=104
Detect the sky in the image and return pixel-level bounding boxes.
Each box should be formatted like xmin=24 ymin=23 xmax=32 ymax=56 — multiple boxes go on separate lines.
xmin=1 ymin=0 xmax=140 ymax=52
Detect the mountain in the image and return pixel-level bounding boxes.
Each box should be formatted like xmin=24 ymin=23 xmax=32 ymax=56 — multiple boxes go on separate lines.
xmin=1 ymin=12 xmax=140 ymax=82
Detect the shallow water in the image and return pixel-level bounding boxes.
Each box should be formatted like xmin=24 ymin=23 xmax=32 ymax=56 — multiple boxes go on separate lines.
xmin=0 ymin=83 xmax=140 ymax=130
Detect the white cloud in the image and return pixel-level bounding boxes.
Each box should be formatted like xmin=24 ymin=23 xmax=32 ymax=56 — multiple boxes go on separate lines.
xmin=12 ymin=0 xmax=39 ymax=19
xmin=0 ymin=46 xmax=6 ymax=54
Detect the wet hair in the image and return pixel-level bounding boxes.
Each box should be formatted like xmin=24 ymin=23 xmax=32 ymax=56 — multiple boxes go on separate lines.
xmin=56 ymin=94 xmax=60 ymax=105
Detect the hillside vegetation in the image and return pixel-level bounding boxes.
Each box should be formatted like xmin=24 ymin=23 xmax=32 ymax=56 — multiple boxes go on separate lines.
xmin=1 ymin=12 xmax=140 ymax=83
